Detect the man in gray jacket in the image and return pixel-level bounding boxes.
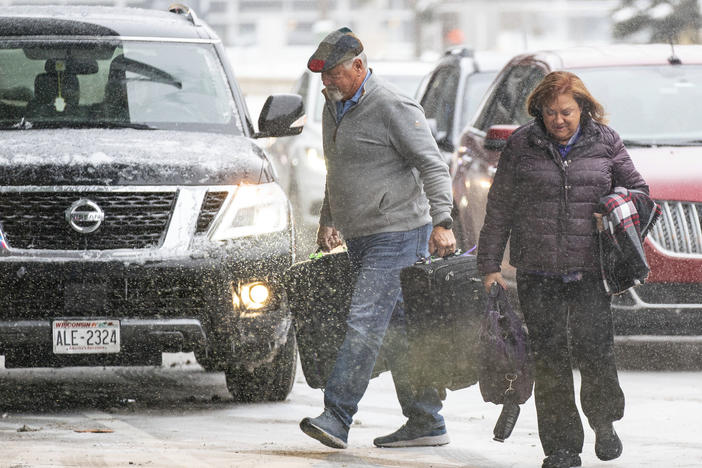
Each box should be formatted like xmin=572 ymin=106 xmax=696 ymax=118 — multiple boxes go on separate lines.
xmin=299 ymin=27 xmax=456 ymax=449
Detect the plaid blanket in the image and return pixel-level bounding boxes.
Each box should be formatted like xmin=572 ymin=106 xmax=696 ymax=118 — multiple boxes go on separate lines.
xmin=598 ymin=187 xmax=661 ymax=295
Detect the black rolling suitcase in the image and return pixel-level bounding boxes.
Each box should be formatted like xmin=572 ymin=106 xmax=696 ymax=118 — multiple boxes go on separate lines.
xmin=400 ymin=253 xmax=486 ymax=391
xmin=283 ymin=250 xmax=388 ymax=389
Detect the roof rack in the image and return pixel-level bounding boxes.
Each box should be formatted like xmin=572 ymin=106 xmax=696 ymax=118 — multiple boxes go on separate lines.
xmin=168 ymin=3 xmax=202 ymax=26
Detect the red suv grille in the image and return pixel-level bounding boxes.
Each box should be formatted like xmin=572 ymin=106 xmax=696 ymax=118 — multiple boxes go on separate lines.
xmin=649 ymin=200 xmax=702 ymax=255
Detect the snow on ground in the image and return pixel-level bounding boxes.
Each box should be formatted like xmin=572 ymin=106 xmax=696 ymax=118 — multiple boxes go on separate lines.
xmin=1 ymin=354 xmax=700 ymax=467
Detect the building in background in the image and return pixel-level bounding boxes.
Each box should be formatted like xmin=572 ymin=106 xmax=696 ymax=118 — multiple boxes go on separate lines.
xmin=3 ymin=0 xmax=625 ymax=57
xmin=5 ymin=0 xmax=698 ymax=104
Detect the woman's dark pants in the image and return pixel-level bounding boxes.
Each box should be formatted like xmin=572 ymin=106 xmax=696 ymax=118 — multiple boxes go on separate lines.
xmin=517 ymin=272 xmax=625 ymax=456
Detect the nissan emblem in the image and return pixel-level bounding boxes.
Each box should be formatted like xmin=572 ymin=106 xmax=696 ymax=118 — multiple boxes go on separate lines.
xmin=65 ymin=199 xmax=105 ymax=233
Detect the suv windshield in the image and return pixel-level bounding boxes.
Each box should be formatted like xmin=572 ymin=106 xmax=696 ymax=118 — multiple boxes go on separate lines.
xmin=576 ymin=65 xmax=702 ymax=144
xmin=0 ymin=40 xmax=242 ymax=134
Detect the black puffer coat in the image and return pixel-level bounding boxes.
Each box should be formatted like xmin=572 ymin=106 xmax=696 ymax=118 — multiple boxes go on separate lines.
xmin=477 ymin=118 xmax=648 ymax=276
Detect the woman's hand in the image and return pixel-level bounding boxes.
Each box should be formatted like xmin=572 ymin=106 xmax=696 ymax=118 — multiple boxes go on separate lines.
xmin=593 ymin=212 xmax=605 ymax=232
xmin=483 ymin=272 xmax=507 ymax=293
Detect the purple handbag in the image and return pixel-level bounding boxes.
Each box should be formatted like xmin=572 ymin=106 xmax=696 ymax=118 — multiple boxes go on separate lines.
xmin=479 ymin=283 xmax=534 ymax=441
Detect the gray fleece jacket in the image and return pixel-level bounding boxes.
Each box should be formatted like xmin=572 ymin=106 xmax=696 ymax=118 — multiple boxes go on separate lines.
xmin=319 ymin=72 xmax=452 ymax=240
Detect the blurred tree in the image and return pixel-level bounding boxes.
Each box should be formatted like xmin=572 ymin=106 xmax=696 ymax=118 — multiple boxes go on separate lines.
xmin=613 ymin=0 xmax=700 ymax=43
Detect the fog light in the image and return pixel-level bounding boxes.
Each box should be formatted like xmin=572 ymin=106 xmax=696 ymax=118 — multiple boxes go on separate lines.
xmin=242 ymin=282 xmax=270 ymax=309
xmin=231 ymin=281 xmax=271 ymax=316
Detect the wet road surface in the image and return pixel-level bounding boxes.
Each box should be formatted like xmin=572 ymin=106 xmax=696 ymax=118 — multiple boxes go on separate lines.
xmin=0 ymin=353 xmax=700 ymax=467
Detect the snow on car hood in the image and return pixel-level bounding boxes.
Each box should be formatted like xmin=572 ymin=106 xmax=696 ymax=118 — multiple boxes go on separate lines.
xmin=0 ymin=129 xmax=270 ymax=186
xmin=629 ymin=146 xmax=702 ymax=202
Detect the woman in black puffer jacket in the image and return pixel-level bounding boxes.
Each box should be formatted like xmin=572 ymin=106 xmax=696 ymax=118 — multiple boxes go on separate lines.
xmin=477 ymin=71 xmax=648 ymax=468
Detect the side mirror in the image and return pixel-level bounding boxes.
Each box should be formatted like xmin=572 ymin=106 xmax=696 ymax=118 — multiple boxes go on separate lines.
xmin=484 ymin=125 xmax=517 ymax=151
xmin=255 ymin=93 xmax=305 ymax=138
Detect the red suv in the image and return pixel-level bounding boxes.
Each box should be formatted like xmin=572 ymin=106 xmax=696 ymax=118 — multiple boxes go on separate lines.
xmin=453 ymin=44 xmax=702 ymax=344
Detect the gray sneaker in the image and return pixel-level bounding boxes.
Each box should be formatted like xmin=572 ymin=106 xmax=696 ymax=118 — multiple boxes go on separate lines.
xmin=300 ymin=409 xmax=349 ymax=449
xmin=373 ymin=423 xmax=449 ymax=448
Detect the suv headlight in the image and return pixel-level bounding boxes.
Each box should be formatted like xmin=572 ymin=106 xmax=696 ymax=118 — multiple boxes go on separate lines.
xmin=210 ymin=182 xmax=289 ymax=241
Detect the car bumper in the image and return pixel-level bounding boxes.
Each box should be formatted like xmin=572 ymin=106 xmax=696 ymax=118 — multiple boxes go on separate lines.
xmin=612 ymin=283 xmax=702 ymax=337
xmin=0 ymin=234 xmax=293 ymax=368
xmin=0 ymin=318 xmax=206 ymax=367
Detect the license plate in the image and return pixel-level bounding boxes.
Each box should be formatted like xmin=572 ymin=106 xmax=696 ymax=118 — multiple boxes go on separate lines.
xmin=52 ymin=320 xmax=120 ymax=354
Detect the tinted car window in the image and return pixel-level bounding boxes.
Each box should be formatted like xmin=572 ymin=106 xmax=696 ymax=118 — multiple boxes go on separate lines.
xmin=0 ymin=40 xmax=242 ymax=133
xmin=420 ymin=65 xmax=460 ymax=137
xmin=475 ymin=65 xmax=545 ymax=130
xmin=576 ymin=65 xmax=702 ymax=142
xmin=513 ymin=67 xmax=546 ymax=124
xmin=458 ymin=70 xmax=498 ymax=132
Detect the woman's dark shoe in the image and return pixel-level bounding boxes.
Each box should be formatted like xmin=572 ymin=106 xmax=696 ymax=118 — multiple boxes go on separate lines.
xmin=595 ymin=423 xmax=623 ymax=460
xmin=542 ymin=449 xmax=582 ymax=468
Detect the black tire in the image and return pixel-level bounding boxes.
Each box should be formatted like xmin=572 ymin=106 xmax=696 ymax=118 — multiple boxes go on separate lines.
xmin=224 ymin=328 xmax=297 ymax=402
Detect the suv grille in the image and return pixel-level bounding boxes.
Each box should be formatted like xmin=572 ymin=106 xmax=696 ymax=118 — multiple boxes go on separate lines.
xmin=0 ymin=191 xmax=176 ymax=250
xmin=648 ymin=201 xmax=702 ymax=256
xmin=195 ymin=191 xmax=228 ymax=233
xmin=634 ymin=282 xmax=702 ymax=305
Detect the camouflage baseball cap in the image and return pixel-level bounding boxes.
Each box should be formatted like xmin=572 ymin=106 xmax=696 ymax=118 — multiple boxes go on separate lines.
xmin=307 ymin=27 xmax=364 ymax=73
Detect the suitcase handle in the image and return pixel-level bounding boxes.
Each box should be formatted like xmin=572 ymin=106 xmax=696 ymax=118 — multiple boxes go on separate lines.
xmin=415 ymin=247 xmax=475 ymax=265
xmin=308 ymin=245 xmax=348 ymax=260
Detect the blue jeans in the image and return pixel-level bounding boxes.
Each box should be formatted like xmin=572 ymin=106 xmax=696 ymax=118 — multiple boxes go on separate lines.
xmin=323 ymin=223 xmax=444 ymax=430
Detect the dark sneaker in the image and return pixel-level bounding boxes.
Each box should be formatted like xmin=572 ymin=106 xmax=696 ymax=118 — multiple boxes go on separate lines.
xmin=373 ymin=423 xmax=449 ymax=448
xmin=300 ymin=409 xmax=349 ymax=449
xmin=542 ymin=449 xmax=582 ymax=468
xmin=595 ymin=424 xmax=623 ymax=461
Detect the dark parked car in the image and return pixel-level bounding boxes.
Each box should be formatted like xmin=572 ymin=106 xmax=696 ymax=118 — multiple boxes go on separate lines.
xmin=416 ymin=47 xmax=509 ymax=164
xmin=452 ymin=44 xmax=702 ymax=344
xmin=0 ymin=5 xmax=304 ymax=401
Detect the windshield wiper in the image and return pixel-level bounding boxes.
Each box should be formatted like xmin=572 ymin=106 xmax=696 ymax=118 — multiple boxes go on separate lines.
xmin=624 ymin=138 xmax=702 ymax=147
xmin=91 ymin=121 xmax=157 ymax=130
xmin=622 ymin=139 xmax=655 ymax=147
xmin=667 ymin=140 xmax=702 ymax=146
xmin=1 ymin=119 xmax=156 ymax=130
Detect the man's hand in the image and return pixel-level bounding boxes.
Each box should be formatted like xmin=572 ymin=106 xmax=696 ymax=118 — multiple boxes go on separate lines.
xmin=316 ymin=225 xmax=343 ymax=252
xmin=428 ymin=226 xmax=456 ymax=258
xmin=483 ymin=272 xmax=507 ymax=293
